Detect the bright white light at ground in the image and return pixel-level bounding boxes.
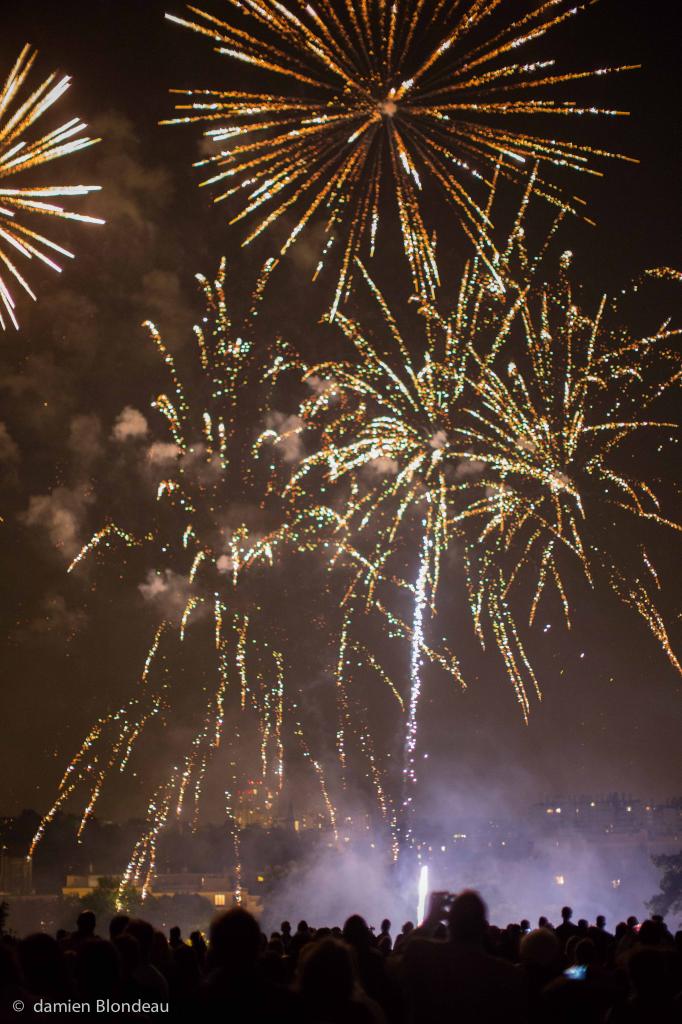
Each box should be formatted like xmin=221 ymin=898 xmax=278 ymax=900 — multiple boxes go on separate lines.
xmin=417 ymin=864 xmax=429 ymax=923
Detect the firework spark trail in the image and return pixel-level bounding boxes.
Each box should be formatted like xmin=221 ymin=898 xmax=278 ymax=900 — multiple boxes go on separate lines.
xmin=291 ymin=701 xmax=339 ymax=842
xmin=354 ymin=701 xmax=399 ymax=862
xmin=401 ymin=530 xmax=430 ymax=845
xmin=165 ymin=0 xmax=634 ymax=311
xmin=273 ymin=650 xmax=285 ymax=792
xmin=28 ymin=625 xmax=169 ymax=860
xmin=335 ymin=613 xmax=352 ymax=786
xmin=354 ymin=641 xmax=405 ymax=711
xmin=0 ymin=45 xmax=103 ymax=330
xmin=224 ymin=773 xmax=243 ymax=905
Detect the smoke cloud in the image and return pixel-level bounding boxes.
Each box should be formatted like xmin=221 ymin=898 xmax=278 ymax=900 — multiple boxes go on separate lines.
xmin=21 ymin=484 xmax=95 ymax=559
xmin=112 ymin=406 xmax=149 ymax=442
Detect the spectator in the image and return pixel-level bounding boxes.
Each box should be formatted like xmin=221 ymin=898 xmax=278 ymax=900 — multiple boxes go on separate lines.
xmin=18 ymin=933 xmax=73 ymax=1001
xmin=290 ymin=919 xmax=313 ymax=962
xmin=109 ymin=914 xmax=130 ymax=941
xmin=519 ymin=927 xmax=561 ymax=1023
xmin=75 ymin=938 xmax=121 ymax=1003
xmin=608 ymin=946 xmax=678 ymax=1023
xmin=64 ymin=910 xmax=98 ymax=952
xmin=296 ymin=937 xmax=384 ymax=1023
xmin=280 ymin=920 xmax=292 ymax=953
xmin=377 ymin=918 xmax=392 ymax=957
xmin=201 ymin=907 xmax=296 ymax=1021
xmin=343 ymin=914 xmax=396 ymax=1017
xmin=555 ymin=906 xmax=578 ymax=950
xmin=393 ymin=921 xmax=414 ymax=953
xmin=189 ymin=929 xmax=207 ymax=970
xmin=401 ymin=889 xmax=527 ymax=1023
xmin=125 ymin=918 xmax=169 ymax=1001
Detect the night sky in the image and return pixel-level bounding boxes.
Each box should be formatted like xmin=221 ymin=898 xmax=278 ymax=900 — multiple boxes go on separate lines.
xmin=1 ymin=0 xmax=681 ymax=826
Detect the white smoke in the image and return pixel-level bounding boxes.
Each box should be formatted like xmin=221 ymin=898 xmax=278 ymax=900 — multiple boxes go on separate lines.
xmin=454 ymin=458 xmax=487 ymax=479
xmin=0 ymin=422 xmax=19 ymax=462
xmin=147 ymin=441 xmax=182 ymax=465
xmin=21 ymin=484 xmax=95 ymax=558
xmin=68 ymin=414 xmax=103 ymax=467
xmin=112 ymin=405 xmax=149 ymax=442
xmin=430 ymin=430 xmax=448 ymax=450
xmin=363 ymin=455 xmax=399 ymax=477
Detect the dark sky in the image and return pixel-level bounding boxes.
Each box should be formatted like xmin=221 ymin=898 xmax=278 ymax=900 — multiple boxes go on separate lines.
xmin=0 ymin=0 xmax=681 ymax=827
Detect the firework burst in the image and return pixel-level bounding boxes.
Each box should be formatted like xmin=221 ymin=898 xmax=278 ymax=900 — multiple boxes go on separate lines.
xmin=274 ymin=191 xmax=681 ymax=835
xmin=456 ymin=259 xmax=682 ymax=685
xmin=165 ymin=0 xmax=634 ymax=314
xmin=0 ymin=45 xmax=103 ymax=330
xmin=27 ymin=258 xmax=344 ymax=892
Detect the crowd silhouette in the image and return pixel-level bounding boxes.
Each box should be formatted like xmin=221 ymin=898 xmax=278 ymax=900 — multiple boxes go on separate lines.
xmin=1 ymin=892 xmax=681 ymax=1021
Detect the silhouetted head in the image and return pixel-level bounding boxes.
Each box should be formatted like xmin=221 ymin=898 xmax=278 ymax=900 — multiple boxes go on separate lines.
xmin=109 ymin=914 xmax=130 ymax=941
xmin=280 ymin=920 xmax=291 ymax=935
xmin=561 ymin=906 xmax=572 ymax=923
xmin=209 ymin=908 xmax=261 ymax=969
xmin=0 ymin=943 xmax=21 ymax=988
xmin=298 ymin=938 xmax=354 ymax=1007
xmin=448 ymin=890 xmax=487 ymax=945
xmin=297 ymin=920 xmax=309 ymax=934
xmin=19 ymin=933 xmax=67 ymax=995
xmin=402 ymin=921 xmax=414 ymax=935
xmin=169 ymin=926 xmax=182 ymax=945
xmin=380 ymin=918 xmax=391 ymax=933
xmin=637 ymin=920 xmax=660 ymax=946
xmin=628 ymin=946 xmax=667 ymax=996
xmin=114 ymin=933 xmax=140 ymax=976
xmin=77 ymin=910 xmax=96 ymax=936
xmin=626 ymin=916 xmax=638 ymax=929
xmin=126 ymin=919 xmax=155 ymax=964
xmin=596 ymin=915 xmax=606 ymax=930
xmin=538 ymin=916 xmax=549 ymax=928
xmin=76 ymin=938 xmax=120 ymax=998
xmin=151 ymin=929 xmax=170 ymax=970
xmin=520 ymin=927 xmax=560 ymax=968
xmin=342 ymin=914 xmax=371 ymax=948
xmin=520 ymin=919 xmax=530 ymax=933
